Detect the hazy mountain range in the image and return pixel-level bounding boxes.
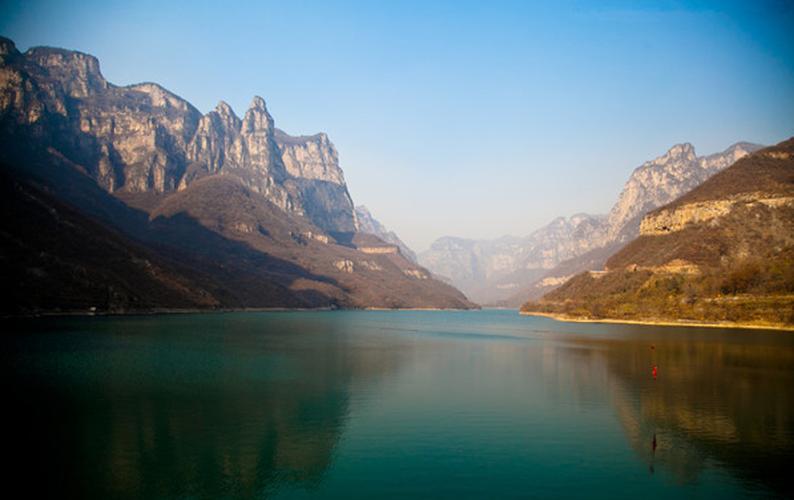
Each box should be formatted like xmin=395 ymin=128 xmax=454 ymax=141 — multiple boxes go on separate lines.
xmin=522 ymin=139 xmax=794 ymax=328
xmin=418 ymin=141 xmax=763 ymax=305
xmin=0 ymin=36 xmax=474 ymax=313
xmin=0 ymin=35 xmax=784 ymax=317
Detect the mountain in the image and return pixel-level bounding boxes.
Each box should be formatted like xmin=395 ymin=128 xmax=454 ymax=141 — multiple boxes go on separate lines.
xmin=420 ymin=141 xmax=763 ymax=305
xmin=0 ymin=36 xmax=474 ymax=313
xmin=605 ymin=141 xmax=763 ymax=242
xmin=0 ymin=170 xmax=219 ymax=311
xmin=521 ymin=138 xmax=794 ymax=329
xmin=354 ymin=205 xmax=417 ymax=262
xmin=418 ymin=214 xmax=608 ymax=304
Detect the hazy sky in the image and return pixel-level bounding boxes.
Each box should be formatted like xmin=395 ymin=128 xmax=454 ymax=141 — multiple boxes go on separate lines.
xmin=2 ymin=1 xmax=793 ymax=251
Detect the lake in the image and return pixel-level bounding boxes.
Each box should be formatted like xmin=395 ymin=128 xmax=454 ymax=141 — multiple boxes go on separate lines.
xmin=3 ymin=310 xmax=792 ymax=498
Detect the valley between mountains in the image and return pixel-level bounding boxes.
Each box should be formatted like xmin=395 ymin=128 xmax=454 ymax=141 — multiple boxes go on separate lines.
xmin=1 ymin=36 xmax=791 ymax=328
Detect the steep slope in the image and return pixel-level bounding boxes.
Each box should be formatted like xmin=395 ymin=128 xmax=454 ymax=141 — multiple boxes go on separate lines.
xmin=275 ymin=129 xmax=357 ymax=234
xmin=354 ymin=205 xmax=417 ymax=262
xmin=146 ymin=175 xmax=473 ymax=309
xmin=0 ymin=36 xmax=356 ymax=233
xmin=521 ymin=139 xmax=794 ymax=329
xmin=606 ymin=142 xmax=762 ymax=242
xmin=472 ymin=141 xmax=761 ymax=306
xmin=0 ymin=36 xmax=474 ymax=312
xmin=0 ymin=171 xmax=218 ymax=313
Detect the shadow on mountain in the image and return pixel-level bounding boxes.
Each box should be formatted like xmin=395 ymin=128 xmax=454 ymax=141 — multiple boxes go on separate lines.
xmin=0 ymin=143 xmax=347 ymax=312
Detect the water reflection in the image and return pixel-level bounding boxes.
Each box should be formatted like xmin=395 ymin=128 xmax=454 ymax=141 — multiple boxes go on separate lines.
xmin=3 ymin=312 xmax=793 ymax=498
xmin=4 ymin=314 xmax=409 ymax=498
xmin=563 ymin=328 xmax=794 ymax=495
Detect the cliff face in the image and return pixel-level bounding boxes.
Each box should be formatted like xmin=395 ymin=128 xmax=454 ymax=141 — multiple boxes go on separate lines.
xmin=522 ymin=139 xmax=794 ymax=328
xmin=0 ymin=37 xmax=474 ymax=313
xmin=606 ymin=142 xmax=761 ymax=241
xmin=420 ymin=141 xmax=762 ymax=305
xmin=639 ymin=195 xmax=794 ymax=236
xmin=0 ymin=36 xmax=355 ymax=233
xmin=273 ymin=129 xmax=357 ymax=233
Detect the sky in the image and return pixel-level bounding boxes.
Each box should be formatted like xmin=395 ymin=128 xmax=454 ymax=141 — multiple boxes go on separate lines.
xmin=1 ymin=0 xmax=793 ymax=251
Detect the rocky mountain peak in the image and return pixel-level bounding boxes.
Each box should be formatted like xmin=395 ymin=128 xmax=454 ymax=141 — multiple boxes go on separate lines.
xmin=250 ymin=95 xmax=267 ymax=110
xmin=730 ymin=142 xmax=758 ymax=153
xmin=208 ymin=101 xmax=241 ymax=131
xmin=704 ymin=142 xmax=759 ymax=168
xmin=662 ymin=143 xmax=696 ymax=161
xmin=0 ymin=37 xmax=362 ymax=231
xmin=570 ymin=213 xmax=599 ymax=225
xmin=420 ymin=140 xmax=762 ymax=305
xmin=215 ymin=100 xmax=237 ymax=119
xmin=604 ymin=141 xmax=763 ymax=241
xmin=275 ymin=128 xmax=345 ymax=185
xmin=0 ymin=36 xmax=19 ymax=58
xmin=241 ymin=95 xmax=274 ymax=134
xmin=25 ymin=46 xmax=107 ymax=97
xmin=128 ymin=83 xmax=197 ymax=115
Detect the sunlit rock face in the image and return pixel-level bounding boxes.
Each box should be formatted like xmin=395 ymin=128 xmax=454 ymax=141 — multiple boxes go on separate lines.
xmin=277 ymin=130 xmax=345 ymax=184
xmin=0 ymin=37 xmax=356 ymax=233
xmin=275 ymin=130 xmax=357 ymax=233
xmin=420 ymin=142 xmax=762 ymax=305
xmin=606 ymin=142 xmax=761 ymax=242
xmin=0 ymin=36 xmax=477 ymax=312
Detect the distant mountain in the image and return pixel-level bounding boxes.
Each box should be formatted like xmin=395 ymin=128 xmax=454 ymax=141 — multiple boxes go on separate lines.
xmin=522 ymin=138 xmax=794 ymax=329
xmin=419 ymin=214 xmax=608 ymax=304
xmin=354 ymin=206 xmax=417 ymax=262
xmin=0 ymin=36 xmax=474 ymax=313
xmin=420 ymin=141 xmax=763 ymax=305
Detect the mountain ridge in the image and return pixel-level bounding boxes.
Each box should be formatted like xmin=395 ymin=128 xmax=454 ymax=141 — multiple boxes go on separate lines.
xmin=0 ymin=36 xmax=475 ymax=313
xmin=420 ymin=140 xmax=763 ymax=305
xmin=521 ymin=138 xmax=794 ymax=328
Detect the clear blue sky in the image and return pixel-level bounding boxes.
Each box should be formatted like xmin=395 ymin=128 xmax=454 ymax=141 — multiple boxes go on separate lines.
xmin=2 ymin=0 xmax=793 ymax=251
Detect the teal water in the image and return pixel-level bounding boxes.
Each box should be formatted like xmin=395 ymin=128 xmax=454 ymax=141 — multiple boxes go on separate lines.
xmin=3 ymin=310 xmax=793 ymax=499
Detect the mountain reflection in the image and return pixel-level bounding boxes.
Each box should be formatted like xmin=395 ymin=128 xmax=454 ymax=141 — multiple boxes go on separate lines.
xmin=5 ymin=312 xmax=793 ymax=498
xmin=564 ymin=329 xmax=794 ymax=496
xmin=5 ymin=314 xmax=408 ymax=499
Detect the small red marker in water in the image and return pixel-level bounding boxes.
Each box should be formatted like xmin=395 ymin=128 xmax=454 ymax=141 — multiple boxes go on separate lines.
xmin=652 ymin=365 xmax=658 ymax=379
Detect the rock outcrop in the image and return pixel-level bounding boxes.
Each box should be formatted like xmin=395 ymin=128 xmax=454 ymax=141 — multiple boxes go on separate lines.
xmin=420 ymin=141 xmax=763 ymax=305
xmin=0 ymin=36 xmax=474 ymax=312
xmin=275 ymin=130 xmax=357 ymax=233
xmin=640 ymin=195 xmax=794 ymax=236
xmin=0 ymin=36 xmax=356 ymax=233
xmin=606 ymin=142 xmax=761 ymax=241
xmin=521 ymin=138 xmax=794 ymax=328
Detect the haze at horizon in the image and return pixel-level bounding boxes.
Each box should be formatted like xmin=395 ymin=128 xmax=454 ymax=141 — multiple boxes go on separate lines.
xmin=1 ymin=0 xmax=792 ymax=251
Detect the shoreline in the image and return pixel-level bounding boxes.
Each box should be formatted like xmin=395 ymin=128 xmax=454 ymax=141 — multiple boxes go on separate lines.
xmin=2 ymin=305 xmax=479 ymax=320
xmin=520 ymin=311 xmax=794 ymax=332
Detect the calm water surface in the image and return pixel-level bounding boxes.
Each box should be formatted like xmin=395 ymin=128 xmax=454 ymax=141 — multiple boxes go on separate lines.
xmin=3 ymin=310 xmax=793 ymax=498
